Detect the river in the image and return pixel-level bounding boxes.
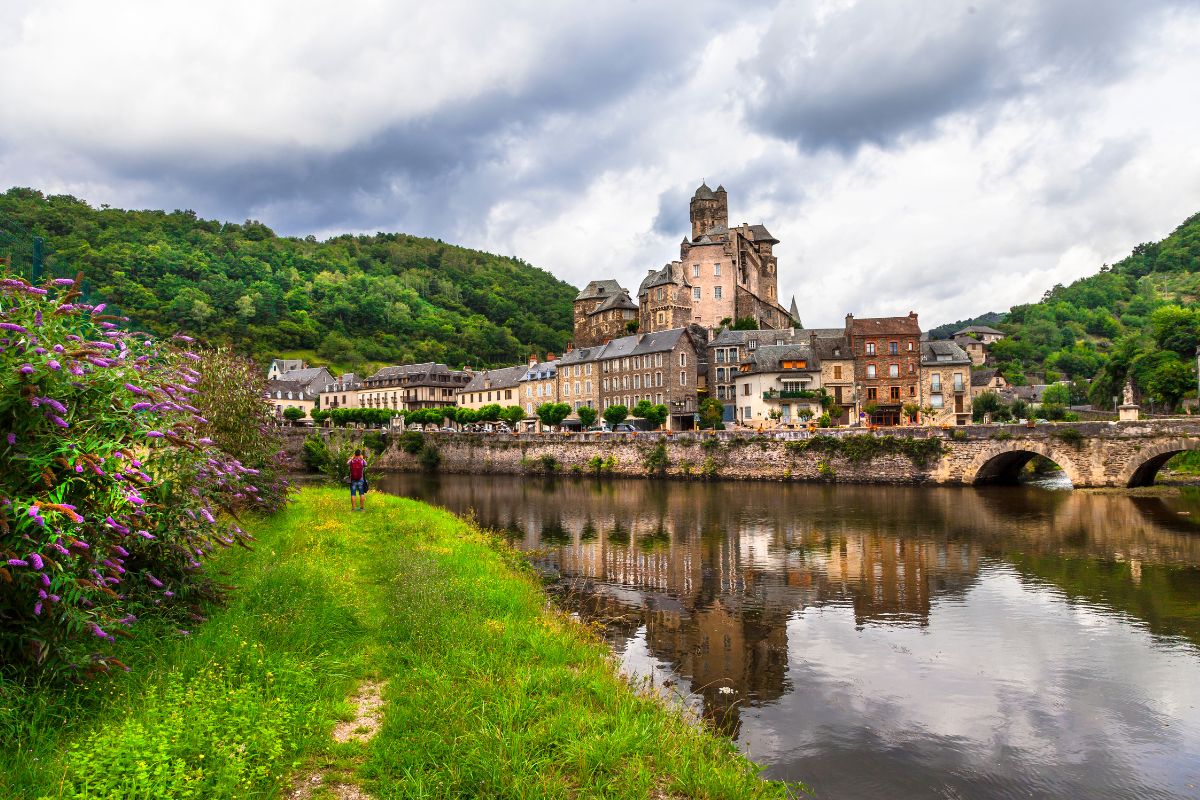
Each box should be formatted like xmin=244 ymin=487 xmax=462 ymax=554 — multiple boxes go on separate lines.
xmin=376 ymin=473 xmax=1200 ymax=799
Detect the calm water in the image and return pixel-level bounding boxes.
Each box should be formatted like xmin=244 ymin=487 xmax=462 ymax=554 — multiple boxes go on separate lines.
xmin=377 ymin=473 xmax=1200 ymax=799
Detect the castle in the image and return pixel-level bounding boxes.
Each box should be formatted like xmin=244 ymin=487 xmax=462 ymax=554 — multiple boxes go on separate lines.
xmin=573 ymin=184 xmax=797 ymax=348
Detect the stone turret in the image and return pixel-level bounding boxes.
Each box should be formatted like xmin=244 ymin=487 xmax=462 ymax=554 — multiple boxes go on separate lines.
xmin=689 ymin=182 xmax=728 ymax=240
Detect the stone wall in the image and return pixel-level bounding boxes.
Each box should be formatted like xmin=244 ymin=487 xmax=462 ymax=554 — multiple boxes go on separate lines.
xmin=277 ymin=419 xmax=1200 ymax=488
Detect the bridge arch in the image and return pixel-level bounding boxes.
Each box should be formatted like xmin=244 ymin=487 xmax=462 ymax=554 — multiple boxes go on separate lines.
xmin=964 ymin=441 xmax=1083 ymax=487
xmin=1117 ymin=438 xmax=1200 ymax=487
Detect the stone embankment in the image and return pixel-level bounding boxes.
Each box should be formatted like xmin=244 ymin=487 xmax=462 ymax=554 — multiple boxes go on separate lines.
xmin=279 ymin=419 xmax=1200 ymax=488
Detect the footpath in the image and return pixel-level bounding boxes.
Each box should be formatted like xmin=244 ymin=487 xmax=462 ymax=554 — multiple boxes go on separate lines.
xmin=1 ymin=487 xmax=791 ymax=799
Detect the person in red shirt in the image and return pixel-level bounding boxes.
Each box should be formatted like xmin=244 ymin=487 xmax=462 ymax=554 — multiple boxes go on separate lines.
xmin=347 ymin=449 xmax=367 ymax=511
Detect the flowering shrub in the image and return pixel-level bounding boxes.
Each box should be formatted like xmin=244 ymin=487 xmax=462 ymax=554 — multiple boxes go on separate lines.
xmin=0 ymin=274 xmax=264 ymax=672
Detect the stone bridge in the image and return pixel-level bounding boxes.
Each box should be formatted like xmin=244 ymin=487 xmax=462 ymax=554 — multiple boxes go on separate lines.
xmin=281 ymin=419 xmax=1200 ymax=488
xmin=932 ymin=419 xmax=1200 ymax=487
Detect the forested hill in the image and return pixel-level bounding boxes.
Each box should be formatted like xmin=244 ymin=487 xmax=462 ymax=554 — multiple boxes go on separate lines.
xmin=987 ymin=210 xmax=1200 ymax=407
xmin=0 ymin=188 xmax=577 ymax=371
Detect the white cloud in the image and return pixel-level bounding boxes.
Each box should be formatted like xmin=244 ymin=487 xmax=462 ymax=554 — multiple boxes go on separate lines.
xmin=1 ymin=0 xmax=1198 ymax=330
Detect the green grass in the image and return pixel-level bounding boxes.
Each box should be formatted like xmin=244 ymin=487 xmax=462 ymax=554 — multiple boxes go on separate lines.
xmin=1 ymin=488 xmax=792 ymax=799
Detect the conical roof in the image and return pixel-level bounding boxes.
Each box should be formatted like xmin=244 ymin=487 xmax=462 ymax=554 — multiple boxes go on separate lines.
xmin=693 ymin=182 xmax=715 ymax=200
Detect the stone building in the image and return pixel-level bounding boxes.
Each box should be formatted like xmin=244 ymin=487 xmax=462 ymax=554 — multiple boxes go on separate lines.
xmin=573 ymin=280 xmax=638 ymax=348
xmin=456 ymin=364 xmax=528 ymax=411
xmin=919 ymin=341 xmax=972 ymax=425
xmin=265 ymin=379 xmax=319 ymax=420
xmin=636 ymin=184 xmax=791 ymax=335
xmin=555 ymin=346 xmax=600 ymax=413
xmin=812 ymin=332 xmax=855 ymax=425
xmin=708 ymin=327 xmax=839 ymax=423
xmin=518 ymin=355 xmax=559 ymax=417
xmin=731 ymin=342 xmax=823 ymax=428
xmin=953 ymin=325 xmax=1005 ymax=367
xmin=595 ymin=328 xmax=704 ymax=428
xmin=318 ymin=373 xmax=362 ymax=410
xmin=845 ymin=313 xmax=923 ymax=426
xmin=360 ymin=362 xmax=470 ymax=411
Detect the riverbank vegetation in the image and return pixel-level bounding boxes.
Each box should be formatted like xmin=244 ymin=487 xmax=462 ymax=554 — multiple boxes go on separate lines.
xmin=1 ymin=488 xmax=793 ymax=799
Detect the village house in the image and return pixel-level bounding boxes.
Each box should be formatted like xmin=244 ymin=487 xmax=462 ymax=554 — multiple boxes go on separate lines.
xmin=555 ymin=345 xmax=600 ymax=414
xmin=812 ymin=331 xmax=855 ymax=425
xmin=359 ymin=362 xmax=470 ymax=411
xmin=318 ymin=373 xmax=363 ymax=410
xmin=518 ymin=355 xmax=559 ymax=416
xmin=845 ymin=313 xmax=923 ymax=426
xmin=572 ymin=281 xmax=638 ymax=348
xmin=264 ymin=361 xmax=333 ymax=421
xmin=456 ymin=364 xmax=528 ymax=411
xmin=953 ymin=325 xmax=1005 ymax=366
xmin=265 ymin=379 xmax=319 ymax=420
xmin=919 ymin=341 xmax=973 ymax=425
xmin=970 ymin=368 xmax=1010 ymax=401
xmin=596 ymin=327 xmax=704 ymax=428
xmin=732 ymin=342 xmax=823 ymax=428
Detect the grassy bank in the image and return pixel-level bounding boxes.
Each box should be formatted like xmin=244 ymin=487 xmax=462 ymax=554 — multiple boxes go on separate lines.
xmin=1 ymin=487 xmax=791 ymax=799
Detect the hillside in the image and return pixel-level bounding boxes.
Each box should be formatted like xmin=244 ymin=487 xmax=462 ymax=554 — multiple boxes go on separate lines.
xmin=0 ymin=188 xmax=576 ymax=370
xmin=984 ymin=211 xmax=1200 ymax=408
xmin=928 ymin=311 xmax=1006 ymax=341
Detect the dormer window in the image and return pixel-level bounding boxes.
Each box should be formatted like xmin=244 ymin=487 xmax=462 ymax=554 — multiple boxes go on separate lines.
xmin=781 ymin=360 xmax=807 ymax=369
xmin=748 ymin=339 xmax=758 ymax=351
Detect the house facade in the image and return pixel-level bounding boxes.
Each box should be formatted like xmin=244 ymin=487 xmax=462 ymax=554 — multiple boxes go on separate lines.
xmin=919 ymin=341 xmax=973 ymax=425
xmin=596 ymin=328 xmax=703 ymax=427
xmin=456 ymin=364 xmax=528 ymax=411
xmin=573 ymin=280 xmax=638 ymax=348
xmin=518 ymin=356 xmax=560 ymax=416
xmin=318 ymin=373 xmax=362 ymax=410
xmin=845 ymin=313 xmax=923 ymax=426
xmin=360 ymin=363 xmax=470 ymax=411
xmin=266 ymin=379 xmax=318 ymax=420
xmin=732 ymin=342 xmax=823 ymax=428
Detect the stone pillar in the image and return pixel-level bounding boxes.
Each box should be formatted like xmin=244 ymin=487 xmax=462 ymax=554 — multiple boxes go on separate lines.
xmin=1119 ymin=404 xmax=1139 ymax=422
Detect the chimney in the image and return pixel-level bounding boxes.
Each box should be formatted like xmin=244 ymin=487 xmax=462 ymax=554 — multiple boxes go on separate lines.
xmin=546 ymin=352 xmax=556 ymax=361
xmin=529 ymin=353 xmax=538 ymax=367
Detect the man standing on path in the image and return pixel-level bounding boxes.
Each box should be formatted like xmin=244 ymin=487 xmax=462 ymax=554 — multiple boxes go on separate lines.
xmin=348 ymin=449 xmax=367 ymax=511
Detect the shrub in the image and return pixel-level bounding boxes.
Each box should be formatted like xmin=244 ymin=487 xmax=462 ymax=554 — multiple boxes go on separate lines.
xmin=577 ymin=406 xmax=598 ymax=428
xmin=642 ymin=441 xmax=670 ymax=476
xmin=701 ymin=437 xmax=721 ymax=452
xmin=398 ymin=430 xmax=425 ymax=455
xmin=603 ymin=404 xmax=629 ymax=428
xmin=282 ymin=406 xmax=305 ymax=424
xmin=1051 ymin=427 xmax=1085 ymax=447
xmin=0 ymin=274 xmax=264 ymax=672
xmin=701 ymin=456 xmax=719 ymax=480
xmin=539 ymin=454 xmax=560 ymax=474
xmin=417 ymin=443 xmax=441 ymax=472
xmin=535 ymin=402 xmax=571 ymax=428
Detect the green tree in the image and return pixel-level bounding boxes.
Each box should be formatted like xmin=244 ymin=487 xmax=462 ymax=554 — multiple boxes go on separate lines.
xmin=698 ymin=397 xmax=724 ymax=429
xmin=282 ymin=406 xmax=305 ymax=424
xmin=535 ymin=402 xmax=571 ymax=428
xmin=732 ymin=317 xmax=759 ymax=330
xmin=577 ymin=405 xmax=598 ymax=428
xmin=642 ymin=404 xmax=669 ymax=429
xmin=1040 ymin=383 xmax=1071 ymax=405
xmin=477 ymin=403 xmax=502 ymax=422
xmin=499 ymin=405 xmax=526 ymax=427
xmin=972 ymin=391 xmax=1005 ymax=422
xmin=603 ymin=404 xmax=629 ymax=427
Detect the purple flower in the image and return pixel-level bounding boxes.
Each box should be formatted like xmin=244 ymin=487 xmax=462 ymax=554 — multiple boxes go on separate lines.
xmin=89 ymin=623 xmax=109 ymax=639
xmin=47 ymin=359 xmax=60 ymax=370
xmin=17 ymin=363 xmax=33 ymax=375
xmin=50 ymin=542 xmax=70 ymax=556
xmin=47 ymin=415 xmax=69 ymax=429
xmin=136 ymin=530 xmax=154 ymax=540
xmin=6 ymin=559 xmax=28 ymax=567
xmin=52 ymin=344 xmax=63 ymax=353
xmin=130 ymin=402 xmax=153 ymax=411
xmin=124 ymin=383 xmax=145 ymax=395
xmin=145 ymin=431 xmax=164 ymax=439
xmin=126 ymin=494 xmax=144 ymax=506
xmin=93 ymin=303 xmax=106 ymax=313
xmin=33 ymin=601 xmax=42 ymax=616
xmin=29 ymin=553 xmax=44 ymax=570
xmin=6 ymin=433 xmax=14 ymax=446
xmin=146 ymin=573 xmax=163 ymax=588
xmin=52 ymin=278 xmax=75 ymax=286
xmin=200 ymin=508 xmax=215 ymax=524
xmin=0 ymin=322 xmax=27 ymax=333
xmin=38 ymin=397 xmax=67 ymax=414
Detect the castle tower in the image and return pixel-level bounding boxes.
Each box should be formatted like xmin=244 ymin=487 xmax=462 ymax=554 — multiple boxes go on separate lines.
xmin=689 ymin=183 xmax=728 ymax=240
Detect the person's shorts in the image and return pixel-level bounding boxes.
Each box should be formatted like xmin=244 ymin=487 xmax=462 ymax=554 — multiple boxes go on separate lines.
xmin=350 ymin=479 xmax=366 ymax=496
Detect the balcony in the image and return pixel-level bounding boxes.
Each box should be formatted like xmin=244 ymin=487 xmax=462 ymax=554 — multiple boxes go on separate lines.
xmin=763 ymin=389 xmax=820 ymax=400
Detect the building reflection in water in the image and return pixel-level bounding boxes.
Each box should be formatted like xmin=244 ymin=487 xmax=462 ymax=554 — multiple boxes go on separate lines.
xmin=381 ymin=474 xmax=1200 ymax=741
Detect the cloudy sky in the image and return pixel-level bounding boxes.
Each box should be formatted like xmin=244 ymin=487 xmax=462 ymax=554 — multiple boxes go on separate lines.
xmin=3 ymin=0 xmax=1199 ymax=328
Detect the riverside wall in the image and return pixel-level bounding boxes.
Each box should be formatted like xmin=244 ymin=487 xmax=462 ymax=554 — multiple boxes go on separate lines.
xmin=277 ymin=420 xmax=1200 ymax=487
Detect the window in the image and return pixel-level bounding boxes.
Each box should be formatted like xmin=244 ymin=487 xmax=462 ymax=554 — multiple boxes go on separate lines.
xmin=889 ymin=364 xmax=899 ymax=378
xmin=656 ymin=311 xmax=665 ymax=325
xmin=692 ymin=264 xmax=700 ymax=277
xmin=714 ymin=286 xmax=723 ymax=300
xmin=693 ymin=287 xmax=701 ymax=301
xmin=833 ymin=365 xmax=842 ymax=380
xmin=909 ymin=385 xmax=916 ymax=396
xmin=890 ymin=386 xmax=901 ymax=400
xmin=931 ymin=393 xmax=944 ymax=408
xmin=867 ymin=387 xmax=878 ymax=400
xmin=716 ymin=350 xmax=725 ymax=363
xmin=657 ymin=288 xmax=665 ymax=301
xmin=907 ymin=341 xmax=914 ymax=351
xmin=866 ymin=342 xmax=876 ymax=355
xmin=781 ymin=360 xmax=808 ymax=369
xmin=644 ymin=372 xmax=650 ymax=388
xmin=680 ymin=371 xmax=687 ymax=386
xmin=634 ymin=375 xmax=641 ymax=389
xmin=574 ymin=381 xmax=581 ymax=395
xmin=908 ymin=363 xmax=915 ymax=374
xmin=676 ymin=352 xmax=686 ymax=367
xmin=622 ymin=358 xmax=629 ymax=371
xmin=748 ymin=339 xmax=758 ymax=351
xmin=585 ymin=380 xmax=591 ymax=393
xmin=656 ymin=394 xmax=663 ymax=405
xmin=931 ymin=373 xmax=941 ymax=392
xmin=564 ymin=383 xmax=571 ymax=396
xmin=889 ymin=341 xmax=899 ymax=355
xmin=505 ymin=389 xmax=512 ymax=399
xmin=656 ymin=353 xmax=663 ymax=367
xmin=585 ymin=364 xmax=592 ymax=376
xmin=655 ymin=371 xmax=662 ymax=387
xmin=743 ymin=383 xmax=751 ymax=396
xmin=954 ymin=373 xmax=964 ymax=392
xmin=714 ymin=263 xmax=721 ymax=276
xmin=867 ymin=364 xmax=877 ymax=379
xmin=716 ymin=386 xmax=725 ymax=399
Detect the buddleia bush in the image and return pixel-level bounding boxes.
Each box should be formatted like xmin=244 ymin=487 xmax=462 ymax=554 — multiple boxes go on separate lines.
xmin=0 ymin=274 xmax=266 ymax=673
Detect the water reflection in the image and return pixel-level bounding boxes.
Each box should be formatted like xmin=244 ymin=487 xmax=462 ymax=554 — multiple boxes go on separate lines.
xmin=379 ymin=474 xmax=1200 ymax=800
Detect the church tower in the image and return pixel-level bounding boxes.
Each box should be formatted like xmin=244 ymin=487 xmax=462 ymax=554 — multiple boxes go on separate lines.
xmin=689 ymin=183 xmax=728 ymax=240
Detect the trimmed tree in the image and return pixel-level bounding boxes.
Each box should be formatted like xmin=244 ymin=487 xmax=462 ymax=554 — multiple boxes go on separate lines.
xmin=577 ymin=405 xmax=598 ymax=428
xmin=282 ymin=407 xmax=305 ymax=425
xmin=603 ymin=404 xmax=629 ymax=427
xmin=536 ymin=402 xmax=571 ymax=428
xmin=499 ymin=405 xmax=526 ymax=428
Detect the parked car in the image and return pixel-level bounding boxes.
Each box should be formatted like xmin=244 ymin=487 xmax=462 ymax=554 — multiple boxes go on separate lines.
xmin=613 ymin=423 xmax=637 ymax=433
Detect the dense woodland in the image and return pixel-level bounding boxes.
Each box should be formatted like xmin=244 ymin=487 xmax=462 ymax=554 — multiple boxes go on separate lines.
xmin=0 ymin=188 xmax=576 ymax=371
xmin=934 ymin=212 xmax=1200 ymax=409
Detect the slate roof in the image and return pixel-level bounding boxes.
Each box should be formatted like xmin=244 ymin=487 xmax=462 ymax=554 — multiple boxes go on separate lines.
xmin=746 ymin=224 xmax=778 ymax=244
xmin=693 ymin=182 xmax=716 ymax=200
xmin=270 ymin=358 xmax=304 ymax=374
xmin=364 ymin=362 xmax=466 ymax=386
xmin=971 ymin=368 xmax=1001 ymax=388
xmin=265 ymin=379 xmax=318 ymax=400
xmin=597 ymin=328 xmax=690 ymax=360
xmin=921 ymin=341 xmax=972 ymax=365
xmin=520 ymin=360 xmax=558 ymax=382
xmin=638 ymin=263 xmax=689 ymax=295
xmin=322 ymin=372 xmax=361 ymax=392
xmin=811 ymin=335 xmax=852 ymax=360
xmin=741 ymin=343 xmax=819 ymax=373
xmin=591 ymin=290 xmax=637 ymax=314
xmin=575 ymin=279 xmax=627 ymax=302
xmin=846 ymin=314 xmax=922 ymax=337
xmin=461 ymin=364 xmax=528 ymax=393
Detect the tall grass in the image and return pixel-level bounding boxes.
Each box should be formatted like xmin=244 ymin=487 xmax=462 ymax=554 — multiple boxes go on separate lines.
xmin=1 ymin=488 xmax=793 ymax=799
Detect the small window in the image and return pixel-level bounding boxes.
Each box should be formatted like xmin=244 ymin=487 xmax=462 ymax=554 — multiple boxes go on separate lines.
xmin=748 ymin=339 xmax=758 ymax=351
xmin=657 ymin=288 xmax=665 ymax=301
xmin=679 ymin=353 xmax=687 ymax=367
xmin=867 ymin=387 xmax=878 ymax=400
xmin=692 ymin=264 xmax=700 ymax=277
xmin=866 ymin=342 xmax=876 ymax=356
xmin=867 ymin=364 xmax=877 ymax=379
xmin=890 ymin=386 xmax=901 ymax=400
xmin=833 ymin=365 xmax=842 ymax=380
xmin=931 ymin=393 xmax=944 ymax=408
xmin=714 ymin=263 xmax=721 ymax=276
xmin=907 ymin=341 xmax=914 ymax=351
xmin=889 ymin=341 xmax=899 ymax=355
xmin=693 ymin=287 xmax=701 ymax=301
xmin=743 ymin=383 xmax=751 ymax=396
xmin=889 ymin=364 xmax=899 ymax=378
xmin=680 ymin=371 xmax=687 ymax=386
xmin=714 ymin=286 xmax=723 ymax=300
